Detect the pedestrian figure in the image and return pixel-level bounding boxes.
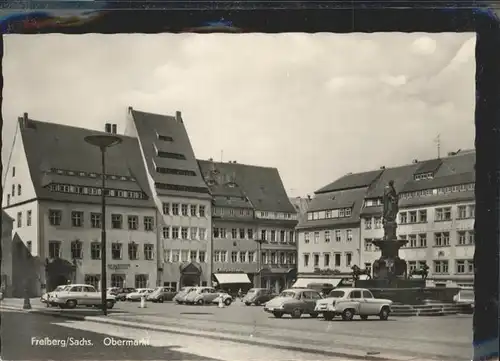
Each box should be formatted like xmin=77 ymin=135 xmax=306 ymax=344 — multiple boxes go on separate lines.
xmin=238 ymin=288 xmax=242 ymax=300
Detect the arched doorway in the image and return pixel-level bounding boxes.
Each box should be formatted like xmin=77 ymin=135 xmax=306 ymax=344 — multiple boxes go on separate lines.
xmin=45 ymin=258 xmax=76 ymax=291
xmin=179 ymin=262 xmax=202 ymax=288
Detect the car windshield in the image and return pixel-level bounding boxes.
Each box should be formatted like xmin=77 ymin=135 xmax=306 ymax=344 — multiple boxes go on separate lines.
xmin=246 ymin=289 xmax=256 ymax=294
xmin=279 ymin=291 xmax=296 ymax=298
xmin=55 ymin=286 xmax=67 ymax=291
xmin=328 ymin=290 xmax=345 ymax=298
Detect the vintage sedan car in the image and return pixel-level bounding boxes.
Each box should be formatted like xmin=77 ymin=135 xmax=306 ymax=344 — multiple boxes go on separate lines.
xmin=115 ymin=287 xmax=136 ymax=301
xmin=263 ymin=288 xmax=323 ymax=318
xmin=185 ymin=287 xmax=219 ymax=305
xmin=41 ymin=285 xmax=70 ymax=306
xmin=243 ymin=288 xmax=276 ymax=306
xmin=48 ymin=284 xmax=116 ymax=309
xmin=173 ymin=287 xmax=196 ymax=304
xmin=147 ymin=287 xmax=177 ymax=303
xmin=314 ymin=288 xmax=393 ymax=321
xmin=126 ymin=288 xmax=154 ymax=301
xmin=212 ymin=291 xmax=233 ymax=306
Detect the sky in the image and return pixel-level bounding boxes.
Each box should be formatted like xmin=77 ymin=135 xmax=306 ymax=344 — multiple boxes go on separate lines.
xmin=2 ymin=33 xmax=476 ymax=197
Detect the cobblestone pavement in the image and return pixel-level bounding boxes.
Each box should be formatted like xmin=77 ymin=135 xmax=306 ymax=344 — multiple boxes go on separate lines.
xmin=2 ymin=298 xmax=473 ymax=360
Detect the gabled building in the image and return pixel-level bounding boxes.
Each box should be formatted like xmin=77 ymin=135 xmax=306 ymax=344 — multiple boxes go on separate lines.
xmin=125 ymin=107 xmax=213 ymax=290
xmin=198 ymin=160 xmax=298 ymax=292
xmin=2 ymin=113 xmax=159 ymax=295
xmin=295 ymin=170 xmax=382 ymax=287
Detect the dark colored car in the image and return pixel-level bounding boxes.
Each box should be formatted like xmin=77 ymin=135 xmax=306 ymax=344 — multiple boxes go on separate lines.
xmin=264 ymin=288 xmax=323 ymax=318
xmin=115 ymin=287 xmax=137 ymax=301
xmin=243 ymin=288 xmax=276 ymax=306
xmin=147 ymin=287 xmax=177 ymax=303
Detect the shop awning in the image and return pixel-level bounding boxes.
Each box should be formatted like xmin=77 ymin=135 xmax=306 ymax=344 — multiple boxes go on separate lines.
xmin=292 ymin=278 xmax=343 ymax=289
xmin=214 ymin=273 xmax=251 ymax=284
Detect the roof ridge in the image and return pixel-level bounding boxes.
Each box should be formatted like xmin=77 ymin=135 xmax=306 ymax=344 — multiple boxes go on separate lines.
xmin=130 ymin=108 xmax=176 ymax=119
xmin=198 ymin=159 xmax=277 ymax=170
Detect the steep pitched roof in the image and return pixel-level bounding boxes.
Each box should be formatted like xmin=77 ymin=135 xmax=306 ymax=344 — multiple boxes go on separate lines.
xmin=19 ymin=117 xmax=155 ymax=208
xmin=414 ymin=158 xmax=442 ymax=175
xmin=198 ymin=160 xmax=296 ymax=213
xmin=298 ymin=187 xmax=367 ymax=229
xmin=130 ymin=109 xmax=210 ymax=199
xmin=365 ymin=163 xmax=420 ymax=198
xmin=315 ymin=170 xmax=383 ymax=194
xmin=289 ymin=197 xmax=311 ymax=226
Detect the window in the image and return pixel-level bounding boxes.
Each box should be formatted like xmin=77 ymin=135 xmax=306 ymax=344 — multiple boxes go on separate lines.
xmin=48 ymin=241 xmax=61 ymax=258
xmin=162 ymin=226 xmax=170 ymax=239
xmin=364 ymin=218 xmax=372 ymax=230
xmin=180 ymin=250 xmax=188 ymax=262
xmin=324 ymin=230 xmax=331 ymax=243
xmin=181 ymin=227 xmax=188 ymax=239
xmin=157 ymin=151 xmax=186 ymax=160
xmin=162 ymin=202 xmax=170 ymax=215
xmin=335 ymin=230 xmax=341 ymax=242
xmin=135 ymin=274 xmax=148 ymax=289
xmin=128 ymin=216 xmax=138 ymax=230
xmin=111 ymin=214 xmax=123 ymax=229
xmin=304 ymin=232 xmax=309 ymax=243
xmin=345 ymin=252 xmax=353 ymax=267
xmin=181 ymin=204 xmax=188 ymax=216
xmin=6 ymin=194 xmax=10 ymax=206
xmin=374 ymin=217 xmax=382 ymax=229
xmin=189 ymin=204 xmax=197 ymax=216
xmin=199 ymin=205 xmax=206 ymax=217
xmin=112 ymin=243 xmax=122 ymax=260
xmin=199 ymin=228 xmax=206 ymax=240
xmin=314 ymin=232 xmax=319 ymax=244
xmin=324 ymin=253 xmax=330 ymax=267
xmin=231 ymin=228 xmax=238 ymax=239
xmin=17 ymin=184 xmax=21 ymax=196
xmin=339 ymin=209 xmax=345 ymax=217
xmin=458 ymin=231 xmax=467 ymax=245
xmin=271 ymin=230 xmax=276 ymax=242
xmin=362 ymin=290 xmax=373 ymax=298
xmin=418 ymin=210 xmax=427 ymax=223
xmin=248 ymin=229 xmax=254 ymax=239
xmin=240 ymin=228 xmax=246 ymax=239
xmin=408 ymin=261 xmax=417 ymax=272
xmin=231 ymin=251 xmax=238 ymax=263
xmin=144 ymin=216 xmax=154 ymax=231
xmin=48 ymin=210 xmax=62 ymax=226
xmin=70 ymin=241 xmax=82 ymax=259
xmin=199 ymin=251 xmax=206 ymax=263
xmin=172 ymin=227 xmax=179 ymax=239
xmin=12 ymin=167 xmax=15 ymax=177
xmin=11 ymin=184 xmax=14 ymax=197
xmin=16 ymin=212 xmax=22 ymax=227
xmin=468 ymin=204 xmax=475 ymax=218
xmin=364 ymin=239 xmax=373 ymax=252
xmin=434 ymin=232 xmax=450 ymax=246
xmin=457 ymin=205 xmax=467 ymax=219
xmin=289 ymin=231 xmax=294 ymax=243
xmin=419 ymin=234 xmax=427 ymax=247
xmin=350 ymin=290 xmax=362 ymax=299
xmin=467 ymin=259 xmax=474 ymax=273
xmin=70 ymin=211 xmax=83 ymax=227
xmin=90 ymin=213 xmax=102 ymax=228
xmin=172 ymin=204 xmax=179 ymax=215
xmin=346 ymin=229 xmax=353 ymax=242
xmin=85 ymin=275 xmax=100 ymax=290
xmin=409 ymin=211 xmax=417 ymax=223
xmin=468 ymin=230 xmax=475 ymax=244
xmin=128 ymin=243 xmax=139 ymax=260
xmin=399 ymin=212 xmax=407 ymax=224
xmin=433 ymin=260 xmax=449 ymax=274
xmin=409 ymin=235 xmax=417 ymax=248
xmin=280 ymin=230 xmax=286 ymax=243
xmin=90 ymin=242 xmax=101 ymax=260
xmin=190 ymin=250 xmax=197 ymax=261
xmin=26 ymin=241 xmax=32 ymax=253
xmin=345 ymin=208 xmax=352 ymax=217
xmin=313 ymin=254 xmax=319 ymax=267
xmin=334 ymin=253 xmax=341 ymax=267
xmin=303 ymin=254 xmax=310 ymax=267
xmin=435 ymin=207 xmax=452 ymax=221
xmin=190 ymin=227 xmax=197 ymax=239
xmin=111 ymin=274 xmax=125 ymax=288
xmin=456 ymin=260 xmax=466 ymax=274
xmin=172 ymin=250 xmax=180 ymax=262
xmin=144 ymin=244 xmax=154 ymax=260
xmin=213 ymin=251 xmax=221 ymax=262
xmin=248 ymin=251 xmax=255 ymax=263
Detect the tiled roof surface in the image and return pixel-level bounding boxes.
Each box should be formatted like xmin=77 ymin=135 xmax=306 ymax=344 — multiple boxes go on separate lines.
xmin=198 ymin=160 xmax=296 ymax=213
xmin=298 ymin=187 xmax=367 ymax=229
xmin=315 ymin=170 xmax=383 ymax=194
xmin=20 ymin=118 xmax=155 ymax=208
xmin=130 ymin=109 xmax=210 ymax=198
xmin=415 ymin=158 xmax=442 ymax=174
xmin=365 ymin=163 xmax=421 ymax=198
xmin=2 ymin=210 xmax=13 ymax=223
xmin=435 ymin=151 xmax=475 ymax=176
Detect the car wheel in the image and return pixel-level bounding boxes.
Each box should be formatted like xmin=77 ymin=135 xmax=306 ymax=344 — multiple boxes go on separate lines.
xmin=273 ymin=312 xmax=283 ymax=318
xmin=342 ymin=309 xmax=354 ymax=321
xmin=158 ymin=297 xmax=164 ymax=303
xmin=379 ymin=307 xmax=390 ymax=321
xmin=197 ymin=299 xmax=204 ymax=305
xmin=323 ymin=312 xmax=334 ymax=321
xmin=224 ymin=298 xmax=232 ymax=306
xmin=254 ymin=300 xmax=261 ymax=306
xmin=309 ymin=312 xmax=319 ymax=318
xmin=360 ymin=315 xmax=369 ymax=320
xmin=245 ymin=302 xmax=251 ymax=306
xmin=291 ymin=308 xmax=302 ymax=319
xmin=106 ymin=300 xmax=115 ymax=309
xmin=66 ymin=300 xmax=77 ymax=309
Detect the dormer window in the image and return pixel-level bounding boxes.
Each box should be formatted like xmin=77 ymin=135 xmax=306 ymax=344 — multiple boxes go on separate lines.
xmin=158 ymin=134 xmax=174 ymax=142
xmin=57 ymin=170 xmax=64 ymax=174
xmin=68 ymin=171 xmax=75 ymax=176
xmin=78 ymin=172 xmax=86 ymax=176
xmin=414 ymin=172 xmax=434 ymax=181
xmin=89 ymin=173 xmax=97 ymax=178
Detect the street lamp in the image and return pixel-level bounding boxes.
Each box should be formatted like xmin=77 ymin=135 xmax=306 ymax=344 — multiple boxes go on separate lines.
xmin=254 ymin=239 xmax=265 ymax=288
xmin=84 ymin=134 xmax=122 ymax=316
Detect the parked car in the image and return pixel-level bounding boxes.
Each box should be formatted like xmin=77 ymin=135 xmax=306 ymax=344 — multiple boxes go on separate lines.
xmin=107 ymin=287 xmax=121 ymax=296
xmin=126 ymin=288 xmax=154 ymax=301
xmin=48 ymin=284 xmax=116 ymax=309
xmin=41 ymin=285 xmax=69 ymax=305
xmin=147 ymin=287 xmax=177 ymax=303
xmin=264 ymin=288 xmax=323 ymax=318
xmin=115 ymin=287 xmax=136 ymax=301
xmin=212 ymin=291 xmax=233 ymax=306
xmin=173 ymin=287 xmax=196 ymax=304
xmin=314 ymin=288 xmax=393 ymax=321
xmin=185 ymin=287 xmax=219 ymax=305
xmin=243 ymin=288 xmax=276 ymax=306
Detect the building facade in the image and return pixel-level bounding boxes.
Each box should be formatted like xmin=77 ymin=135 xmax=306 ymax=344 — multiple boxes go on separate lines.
xmin=1 ymin=211 xmax=14 ymax=296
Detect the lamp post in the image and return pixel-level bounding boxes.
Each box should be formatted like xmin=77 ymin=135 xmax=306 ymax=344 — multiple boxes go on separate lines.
xmin=84 ymin=134 xmax=122 ymax=316
xmin=254 ymin=239 xmax=264 ymax=288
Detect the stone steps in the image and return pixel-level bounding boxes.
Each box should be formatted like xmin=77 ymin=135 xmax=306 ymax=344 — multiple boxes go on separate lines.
xmin=391 ymin=303 xmax=473 ymax=317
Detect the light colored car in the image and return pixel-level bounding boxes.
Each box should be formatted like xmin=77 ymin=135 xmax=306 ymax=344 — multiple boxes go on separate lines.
xmin=147 ymin=287 xmax=177 ymax=303
xmin=173 ymin=287 xmax=196 ymax=304
xmin=315 ymin=287 xmax=393 ymax=321
xmin=264 ymin=288 xmax=323 ymax=318
xmin=126 ymin=288 xmax=154 ymax=301
xmin=185 ymin=287 xmax=219 ymax=305
xmin=212 ymin=292 xmax=233 ymax=306
xmin=41 ymin=285 xmax=69 ymax=305
xmin=48 ymin=284 xmax=116 ymax=309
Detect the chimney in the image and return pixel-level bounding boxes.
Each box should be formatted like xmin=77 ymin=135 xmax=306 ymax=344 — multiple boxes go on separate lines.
xmin=412 ymin=159 xmax=418 ymax=164
xmin=208 ymin=158 xmax=213 ymax=162
xmin=105 ymin=123 xmax=112 ymax=133
xmin=380 ymin=166 xmax=385 ymax=170
xmin=175 ymin=111 xmax=183 ymax=123
xmin=112 ymin=124 xmax=117 ymax=134
xmin=20 ymin=112 xmax=29 ymax=128
xmin=307 ymin=195 xmax=311 ymax=201
xmin=128 ymin=106 xmax=133 ymax=113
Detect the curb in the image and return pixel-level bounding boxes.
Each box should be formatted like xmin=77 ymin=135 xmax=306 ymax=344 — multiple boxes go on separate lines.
xmin=0 ymin=305 xmax=443 ymax=361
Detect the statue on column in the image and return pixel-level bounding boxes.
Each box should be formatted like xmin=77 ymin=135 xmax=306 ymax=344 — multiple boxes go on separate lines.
xmin=383 ymin=180 xmax=399 ymax=223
